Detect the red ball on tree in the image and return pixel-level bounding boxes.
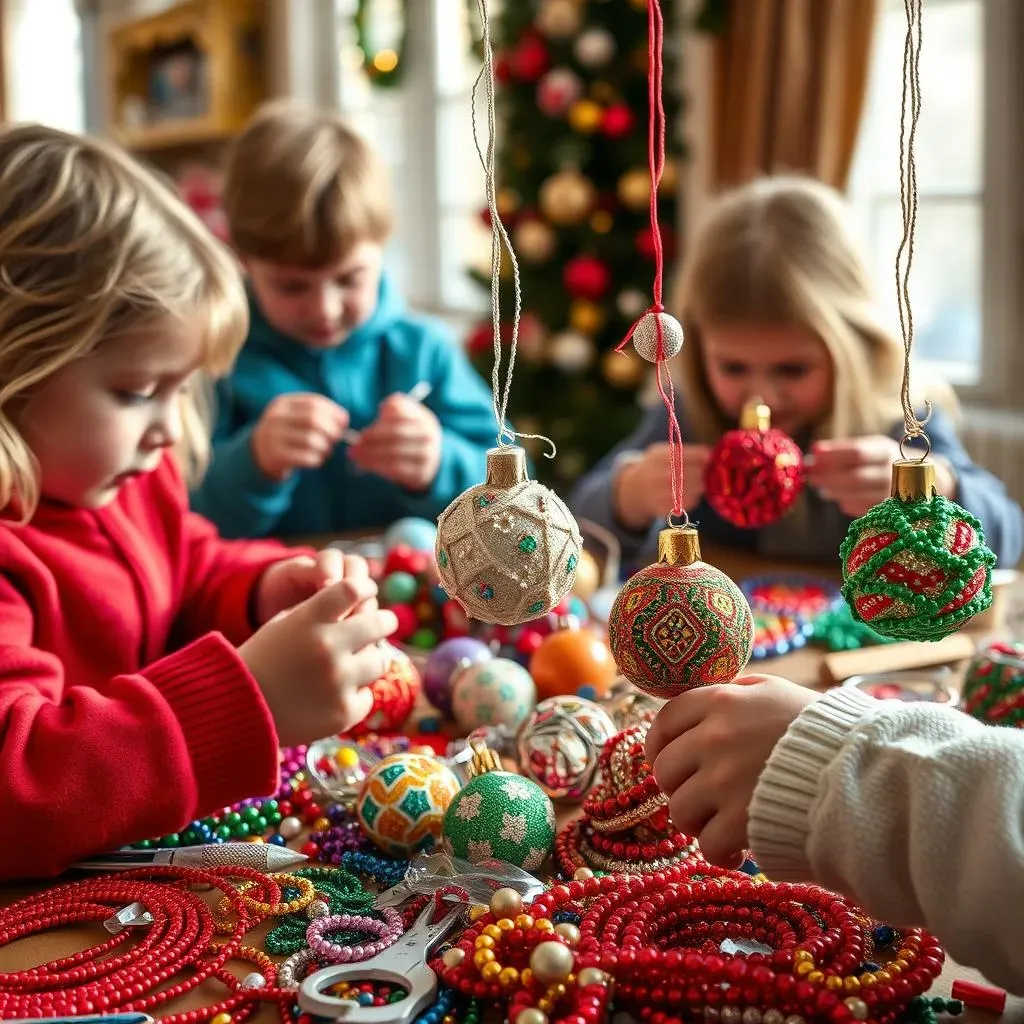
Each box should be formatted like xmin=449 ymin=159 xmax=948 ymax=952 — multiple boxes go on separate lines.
xmin=563 ymin=255 xmax=611 ymax=301
xmin=510 ymin=34 xmax=550 ymax=82
xmin=601 ymin=104 xmax=636 ymax=139
xmin=704 ymin=399 xmax=805 ymax=529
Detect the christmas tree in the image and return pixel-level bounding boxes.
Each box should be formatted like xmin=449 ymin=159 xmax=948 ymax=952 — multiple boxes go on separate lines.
xmin=465 ymin=0 xmax=683 ymax=490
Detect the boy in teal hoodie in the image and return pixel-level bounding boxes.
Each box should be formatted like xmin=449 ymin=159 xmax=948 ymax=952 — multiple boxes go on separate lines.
xmin=190 ymin=101 xmax=496 ymax=539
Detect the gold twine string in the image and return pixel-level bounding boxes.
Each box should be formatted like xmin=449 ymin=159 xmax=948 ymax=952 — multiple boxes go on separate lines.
xmin=895 ymin=0 xmax=932 ymax=458
xmin=471 ymin=0 xmax=556 ymax=458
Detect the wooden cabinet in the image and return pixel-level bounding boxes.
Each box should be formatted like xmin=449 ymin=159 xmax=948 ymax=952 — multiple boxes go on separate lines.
xmin=106 ymin=0 xmax=269 ymax=153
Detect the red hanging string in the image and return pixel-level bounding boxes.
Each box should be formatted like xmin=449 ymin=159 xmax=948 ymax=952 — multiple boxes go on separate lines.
xmin=615 ymin=0 xmax=686 ymax=521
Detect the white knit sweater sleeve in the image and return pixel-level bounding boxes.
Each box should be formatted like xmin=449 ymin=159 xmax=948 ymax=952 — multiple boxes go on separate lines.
xmin=748 ymin=686 xmax=1024 ymax=995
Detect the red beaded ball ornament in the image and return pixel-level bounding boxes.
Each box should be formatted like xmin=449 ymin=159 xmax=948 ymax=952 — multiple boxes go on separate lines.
xmin=348 ymin=642 xmax=420 ymax=734
xmin=704 ymin=399 xmax=804 ymax=529
xmin=608 ymin=527 xmax=754 ymax=699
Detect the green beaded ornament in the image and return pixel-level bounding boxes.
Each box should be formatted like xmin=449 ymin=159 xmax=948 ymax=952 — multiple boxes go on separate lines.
xmin=840 ymin=460 xmax=996 ymax=642
xmin=961 ymin=641 xmax=1024 ymax=727
xmin=442 ymin=740 xmax=555 ymax=871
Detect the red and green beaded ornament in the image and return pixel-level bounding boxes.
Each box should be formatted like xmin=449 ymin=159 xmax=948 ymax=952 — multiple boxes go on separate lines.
xmin=704 ymin=399 xmax=805 ymax=529
xmin=840 ymin=460 xmax=996 ymax=642
xmin=607 ymin=527 xmax=754 ymax=698
xmin=961 ymin=641 xmax=1024 ymax=727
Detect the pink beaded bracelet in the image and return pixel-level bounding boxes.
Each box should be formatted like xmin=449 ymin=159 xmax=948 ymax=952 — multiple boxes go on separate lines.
xmin=305 ymin=907 xmax=404 ymax=964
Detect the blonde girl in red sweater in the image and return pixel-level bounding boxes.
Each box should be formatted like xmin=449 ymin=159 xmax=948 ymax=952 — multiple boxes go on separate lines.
xmin=0 ymin=123 xmax=397 ymax=878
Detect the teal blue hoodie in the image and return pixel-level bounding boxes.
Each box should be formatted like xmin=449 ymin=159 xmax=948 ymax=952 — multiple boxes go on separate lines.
xmin=191 ymin=274 xmax=497 ymax=538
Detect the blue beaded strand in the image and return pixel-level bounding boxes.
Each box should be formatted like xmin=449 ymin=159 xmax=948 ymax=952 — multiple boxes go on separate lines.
xmin=340 ymin=850 xmax=409 ymax=889
xmin=413 ymin=985 xmax=456 ymax=1024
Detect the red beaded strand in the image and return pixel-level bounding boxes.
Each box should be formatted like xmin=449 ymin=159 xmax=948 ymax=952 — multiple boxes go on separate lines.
xmin=0 ymin=866 xmax=283 ymax=1022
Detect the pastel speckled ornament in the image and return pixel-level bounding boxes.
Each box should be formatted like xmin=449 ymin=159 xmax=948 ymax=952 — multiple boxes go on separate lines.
xmin=450 ymin=657 xmax=537 ymax=732
xmin=608 ymin=527 xmax=754 ymax=698
xmin=840 ymin=461 xmax=996 ymax=641
xmin=442 ymin=741 xmax=555 ymax=869
xmin=435 ymin=446 xmax=583 ymax=626
xmin=356 ymin=753 xmax=461 ymax=857
xmin=422 ymin=636 xmax=494 ymax=715
xmin=961 ymin=641 xmax=1024 ymax=727
xmin=349 ymin=643 xmax=420 ymax=734
xmin=384 ymin=516 xmax=437 ymax=552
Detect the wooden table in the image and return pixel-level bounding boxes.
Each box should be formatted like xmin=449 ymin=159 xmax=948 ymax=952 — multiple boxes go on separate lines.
xmin=0 ymin=543 xmax=1020 ymax=1021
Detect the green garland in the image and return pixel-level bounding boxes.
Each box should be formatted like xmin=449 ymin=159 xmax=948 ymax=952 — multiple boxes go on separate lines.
xmin=355 ymin=0 xmax=408 ymax=88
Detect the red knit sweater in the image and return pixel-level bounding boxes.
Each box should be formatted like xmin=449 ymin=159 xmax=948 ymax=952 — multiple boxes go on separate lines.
xmin=0 ymin=456 xmax=292 ymax=879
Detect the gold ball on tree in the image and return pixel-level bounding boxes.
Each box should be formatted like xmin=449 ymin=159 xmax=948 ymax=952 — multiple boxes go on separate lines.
xmin=514 ymin=218 xmax=557 ymax=262
xmin=568 ymin=99 xmax=604 ymax=134
xmin=539 ymin=168 xmax=597 ymax=226
xmin=535 ymin=0 xmax=582 ymax=39
xmin=601 ymin=349 xmax=646 ymax=388
xmin=618 ymin=167 xmax=652 ymax=210
xmin=569 ymin=300 xmax=605 ymax=335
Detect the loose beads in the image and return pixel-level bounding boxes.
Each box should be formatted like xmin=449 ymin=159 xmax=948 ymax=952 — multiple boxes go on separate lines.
xmin=340 ymin=849 xmax=409 ymax=889
xmin=437 ymin=865 xmax=945 ymax=1024
xmin=0 ymin=865 xmax=274 ymax=1022
xmin=306 ymin=907 xmax=405 ymax=964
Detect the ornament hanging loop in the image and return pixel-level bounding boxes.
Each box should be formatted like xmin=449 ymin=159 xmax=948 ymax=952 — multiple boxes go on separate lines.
xmin=665 ymin=510 xmax=690 ymax=531
xmin=891 ymin=458 xmax=937 ymax=502
xmin=898 ymin=431 xmax=932 ymax=463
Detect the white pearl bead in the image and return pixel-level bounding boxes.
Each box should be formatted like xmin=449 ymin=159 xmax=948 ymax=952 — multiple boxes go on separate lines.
xmin=240 ymin=973 xmax=266 ymax=989
xmin=278 ymin=815 xmax=303 ymax=839
xmin=844 ymin=999 xmax=869 ymax=1021
xmin=742 ymin=1010 xmax=763 ymax=1024
xmin=785 ymin=1017 xmax=807 ymax=1024
xmin=721 ymin=1008 xmax=742 ymax=1024
xmin=631 ymin=311 xmax=684 ymax=362
xmin=763 ymin=1012 xmax=785 ymax=1024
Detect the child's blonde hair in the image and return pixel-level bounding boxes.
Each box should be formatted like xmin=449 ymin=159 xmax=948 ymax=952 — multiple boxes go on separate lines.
xmin=223 ymin=100 xmax=393 ymax=268
xmin=673 ymin=175 xmax=957 ymax=442
xmin=0 ymin=123 xmax=248 ymax=520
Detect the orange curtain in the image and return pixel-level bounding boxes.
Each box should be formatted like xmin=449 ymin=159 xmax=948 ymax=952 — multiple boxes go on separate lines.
xmin=709 ymin=0 xmax=879 ymax=191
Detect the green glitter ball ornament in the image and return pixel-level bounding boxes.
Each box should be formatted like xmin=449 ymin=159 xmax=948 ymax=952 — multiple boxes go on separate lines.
xmin=442 ymin=740 xmax=555 ymax=871
xmin=840 ymin=460 xmax=996 ymax=642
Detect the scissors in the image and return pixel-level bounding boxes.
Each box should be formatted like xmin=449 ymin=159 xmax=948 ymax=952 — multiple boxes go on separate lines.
xmin=298 ymin=900 xmax=468 ymax=1024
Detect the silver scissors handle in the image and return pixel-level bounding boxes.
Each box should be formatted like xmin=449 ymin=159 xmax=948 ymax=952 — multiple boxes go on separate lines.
xmin=298 ymin=902 xmax=467 ymax=1024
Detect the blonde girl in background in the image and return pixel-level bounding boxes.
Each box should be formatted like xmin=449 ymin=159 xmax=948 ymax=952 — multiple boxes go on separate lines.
xmin=571 ymin=176 xmax=1022 ymax=567
xmin=0 ymin=124 xmax=397 ymax=879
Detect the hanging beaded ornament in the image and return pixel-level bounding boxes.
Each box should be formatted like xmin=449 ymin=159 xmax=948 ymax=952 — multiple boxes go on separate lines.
xmin=605 ymin=0 xmax=751 ymax=698
xmin=433 ymin=2 xmax=582 ymax=627
xmin=704 ymin=397 xmax=805 ymax=529
xmin=961 ymin=640 xmax=1024 ymax=727
xmin=608 ymin=526 xmax=754 ymax=698
xmin=840 ymin=0 xmax=995 ymax=641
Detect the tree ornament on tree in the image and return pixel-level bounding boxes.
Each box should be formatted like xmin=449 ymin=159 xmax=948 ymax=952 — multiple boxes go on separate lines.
xmin=563 ymin=254 xmax=611 ymax=301
xmin=536 ymin=68 xmax=583 ymax=117
xmin=840 ymin=0 xmax=995 ymax=642
xmin=574 ymin=27 xmax=616 ymax=68
xmin=568 ymin=99 xmax=604 ymax=134
xmin=508 ymin=33 xmax=549 ymax=82
xmin=602 ymin=104 xmax=636 ymax=139
xmin=608 ymin=527 xmax=753 ymax=698
xmin=617 ymin=167 xmax=652 ymax=210
xmin=513 ymin=217 xmax=557 ymax=262
xmin=704 ymin=398 xmax=804 ymax=529
xmin=548 ymin=331 xmax=594 ymax=373
xmin=534 ymin=0 xmax=582 ymax=40
xmin=436 ymin=2 xmax=583 ymax=627
xmin=538 ymin=168 xmax=596 ymax=225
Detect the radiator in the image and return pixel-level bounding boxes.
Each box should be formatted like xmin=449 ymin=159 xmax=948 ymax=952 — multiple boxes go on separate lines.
xmin=959 ymin=408 xmax=1024 ymax=508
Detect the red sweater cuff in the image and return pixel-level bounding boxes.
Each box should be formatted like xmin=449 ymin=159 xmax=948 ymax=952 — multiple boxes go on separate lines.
xmin=145 ymin=633 xmax=280 ymax=813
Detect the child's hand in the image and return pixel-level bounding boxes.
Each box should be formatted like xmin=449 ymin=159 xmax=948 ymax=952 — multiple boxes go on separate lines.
xmin=239 ymin=577 xmax=397 ymax=746
xmin=251 ymin=393 xmax=350 ymax=481
xmin=645 ymin=675 xmax=817 ymax=866
xmin=613 ymin=442 xmax=711 ymax=529
xmin=805 ymin=435 xmax=903 ymax=517
xmin=350 ymin=393 xmax=442 ymax=491
xmin=256 ymin=549 xmax=377 ymax=624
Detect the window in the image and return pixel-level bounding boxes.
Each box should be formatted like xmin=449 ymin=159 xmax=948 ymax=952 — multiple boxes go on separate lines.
xmin=846 ymin=0 xmax=1019 ymax=404
xmin=5 ymin=0 xmax=86 ymax=132
xmin=334 ymin=0 xmax=488 ymax=318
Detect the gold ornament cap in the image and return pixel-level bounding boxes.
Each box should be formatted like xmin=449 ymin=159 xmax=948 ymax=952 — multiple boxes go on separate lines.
xmin=485 ymin=446 xmax=529 ymax=489
xmin=891 ymin=459 xmax=936 ymax=501
xmin=740 ymin=397 xmax=771 ymax=432
xmin=658 ymin=526 xmax=701 ymax=567
xmin=468 ymin=739 xmax=502 ymax=778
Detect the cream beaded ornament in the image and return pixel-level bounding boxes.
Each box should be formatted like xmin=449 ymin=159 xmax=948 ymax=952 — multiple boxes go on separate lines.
xmin=629 ymin=310 xmax=684 ymax=362
xmin=434 ymin=0 xmax=582 ymax=625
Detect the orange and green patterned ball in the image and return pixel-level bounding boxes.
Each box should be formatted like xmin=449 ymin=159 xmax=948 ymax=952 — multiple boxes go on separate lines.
xmin=356 ymin=753 xmax=462 ymax=857
xmin=607 ymin=561 xmax=754 ymax=699
xmin=840 ymin=495 xmax=995 ymax=642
